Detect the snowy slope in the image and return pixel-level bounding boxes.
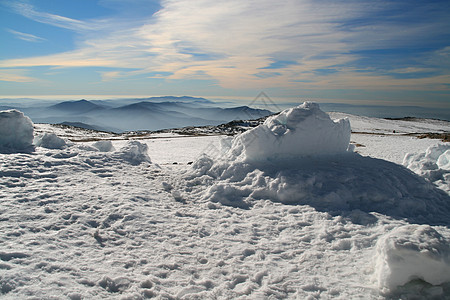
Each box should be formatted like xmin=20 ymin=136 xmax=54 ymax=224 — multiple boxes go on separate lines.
xmin=329 ymin=112 xmax=450 ymax=134
xmin=1 ymin=105 xmax=450 ymax=299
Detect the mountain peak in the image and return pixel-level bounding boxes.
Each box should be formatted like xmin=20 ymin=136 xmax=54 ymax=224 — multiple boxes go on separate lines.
xmin=50 ymin=99 xmax=103 ymax=113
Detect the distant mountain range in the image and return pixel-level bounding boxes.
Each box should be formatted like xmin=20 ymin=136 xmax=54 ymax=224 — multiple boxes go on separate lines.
xmin=3 ymin=96 xmax=273 ymax=133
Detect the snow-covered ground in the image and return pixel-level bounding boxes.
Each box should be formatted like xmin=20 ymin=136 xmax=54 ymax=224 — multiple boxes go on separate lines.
xmin=1 ymin=105 xmax=450 ymax=299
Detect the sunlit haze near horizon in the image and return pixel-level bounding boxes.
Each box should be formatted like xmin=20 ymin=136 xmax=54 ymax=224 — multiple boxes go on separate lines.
xmin=1 ymin=0 xmax=449 ymax=109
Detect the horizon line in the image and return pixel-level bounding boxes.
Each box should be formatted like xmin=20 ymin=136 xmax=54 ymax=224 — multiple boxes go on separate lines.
xmin=0 ymin=94 xmax=449 ymax=109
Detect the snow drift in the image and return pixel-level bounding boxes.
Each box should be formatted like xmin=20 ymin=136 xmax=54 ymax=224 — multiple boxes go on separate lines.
xmin=33 ymin=134 xmax=150 ymax=166
xmin=374 ymin=225 xmax=450 ymax=294
xmin=112 ymin=141 xmax=151 ymax=165
xmin=34 ymin=132 xmax=67 ymax=149
xmin=92 ymin=140 xmax=115 ymax=152
xmin=403 ymin=143 xmax=450 ymax=193
xmin=188 ymin=102 xmax=450 ymax=224
xmin=0 ymin=109 xmax=34 ymax=153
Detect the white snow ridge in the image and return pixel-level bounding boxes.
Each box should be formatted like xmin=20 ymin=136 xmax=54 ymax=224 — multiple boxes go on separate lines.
xmin=1 ymin=105 xmax=450 ymax=299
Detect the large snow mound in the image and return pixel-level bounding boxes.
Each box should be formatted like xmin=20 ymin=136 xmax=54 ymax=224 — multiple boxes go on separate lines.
xmin=187 ymin=104 xmax=450 ymax=224
xmin=374 ymin=225 xmax=450 ymax=294
xmin=0 ymin=110 xmax=34 ymax=153
xmin=403 ymin=143 xmax=450 ymax=193
xmin=228 ymin=102 xmax=351 ymax=162
xmin=34 ymin=132 xmax=67 ymax=149
xmin=191 ymin=154 xmax=450 ymax=223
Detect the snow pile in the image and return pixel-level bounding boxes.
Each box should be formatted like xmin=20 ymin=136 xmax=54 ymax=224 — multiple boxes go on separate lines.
xmin=0 ymin=109 xmax=34 ymax=153
xmin=112 ymin=141 xmax=151 ymax=165
xmin=403 ymin=143 xmax=450 ymax=193
xmin=92 ymin=140 xmax=115 ymax=152
xmin=188 ymin=103 xmax=450 ymax=224
xmin=34 ymin=132 xmax=67 ymax=149
xmin=374 ymin=225 xmax=450 ymax=295
xmin=227 ymin=102 xmax=351 ymax=162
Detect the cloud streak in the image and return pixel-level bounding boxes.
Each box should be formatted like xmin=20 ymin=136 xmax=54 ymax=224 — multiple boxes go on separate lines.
xmin=0 ymin=69 xmax=37 ymax=82
xmin=6 ymin=29 xmax=46 ymax=42
xmin=6 ymin=2 xmax=92 ymax=31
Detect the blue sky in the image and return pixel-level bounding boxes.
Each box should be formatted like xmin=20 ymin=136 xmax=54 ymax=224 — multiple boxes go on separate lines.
xmin=0 ymin=0 xmax=449 ymax=107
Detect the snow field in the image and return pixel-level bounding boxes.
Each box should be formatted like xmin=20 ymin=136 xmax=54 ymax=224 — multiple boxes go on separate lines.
xmin=0 ymin=145 xmax=386 ymax=299
xmin=350 ymin=134 xmax=442 ymax=165
xmin=1 ymin=105 xmax=450 ymax=298
xmin=329 ymin=112 xmax=450 ymax=134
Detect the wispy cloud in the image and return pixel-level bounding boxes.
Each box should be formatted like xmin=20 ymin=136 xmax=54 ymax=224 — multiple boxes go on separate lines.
xmin=100 ymin=71 xmax=122 ymax=81
xmin=0 ymin=0 xmax=449 ymax=93
xmin=6 ymin=29 xmax=46 ymax=42
xmin=5 ymin=2 xmax=91 ymax=31
xmin=0 ymin=69 xmax=37 ymax=82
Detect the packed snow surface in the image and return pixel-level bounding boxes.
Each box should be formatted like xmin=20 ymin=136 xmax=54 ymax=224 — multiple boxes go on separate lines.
xmin=1 ymin=106 xmax=450 ymax=299
xmin=329 ymin=112 xmax=450 ymax=134
xmin=0 ymin=110 xmax=34 ymax=153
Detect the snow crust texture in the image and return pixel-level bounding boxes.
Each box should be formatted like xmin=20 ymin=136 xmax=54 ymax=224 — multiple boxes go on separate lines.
xmin=0 ymin=110 xmax=34 ymax=153
xmin=404 ymin=143 xmax=450 ymax=193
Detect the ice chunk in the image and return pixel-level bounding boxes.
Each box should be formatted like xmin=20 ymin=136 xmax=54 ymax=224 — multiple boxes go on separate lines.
xmin=437 ymin=149 xmax=450 ymax=170
xmin=0 ymin=109 xmax=34 ymax=153
xmin=34 ymin=132 xmax=67 ymax=149
xmin=403 ymin=143 xmax=450 ymax=193
xmin=374 ymin=225 xmax=450 ymax=293
xmin=229 ymin=102 xmax=351 ymax=162
xmin=113 ymin=141 xmax=151 ymax=165
xmin=92 ymin=140 xmax=115 ymax=152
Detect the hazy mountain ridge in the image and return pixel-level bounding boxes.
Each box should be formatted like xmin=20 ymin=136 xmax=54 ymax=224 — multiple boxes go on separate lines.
xmin=1 ymin=97 xmax=273 ymax=133
xmin=49 ymin=99 xmax=107 ymax=114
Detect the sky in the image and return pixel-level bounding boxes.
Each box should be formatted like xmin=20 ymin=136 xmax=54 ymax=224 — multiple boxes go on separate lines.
xmin=0 ymin=0 xmax=449 ymax=108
